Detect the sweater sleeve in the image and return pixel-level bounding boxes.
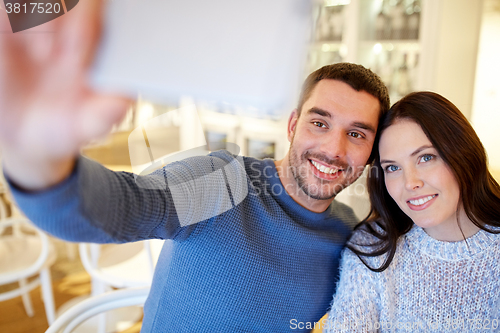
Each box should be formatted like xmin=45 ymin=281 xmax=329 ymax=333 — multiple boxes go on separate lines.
xmin=326 ymin=248 xmax=381 ymax=332
xmin=7 ymin=150 xmax=248 ymax=243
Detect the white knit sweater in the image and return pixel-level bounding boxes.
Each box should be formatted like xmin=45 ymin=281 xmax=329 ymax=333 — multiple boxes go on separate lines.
xmin=326 ymin=224 xmax=500 ymax=332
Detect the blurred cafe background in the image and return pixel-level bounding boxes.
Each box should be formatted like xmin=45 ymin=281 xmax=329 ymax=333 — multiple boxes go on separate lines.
xmin=0 ymin=0 xmax=499 ymax=332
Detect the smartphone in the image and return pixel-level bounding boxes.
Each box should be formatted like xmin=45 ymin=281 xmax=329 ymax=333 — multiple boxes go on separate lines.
xmin=90 ymin=0 xmax=312 ymax=110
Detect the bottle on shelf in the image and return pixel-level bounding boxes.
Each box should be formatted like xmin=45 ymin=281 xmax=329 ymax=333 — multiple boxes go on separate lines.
xmin=371 ymin=53 xmax=382 ymax=78
xmin=375 ymin=0 xmax=390 ymax=40
xmin=332 ymin=50 xmax=343 ymax=64
xmin=390 ymin=0 xmax=406 ymax=40
xmin=410 ymin=53 xmax=420 ymax=90
xmin=379 ymin=50 xmax=394 ymax=93
xmin=394 ymin=53 xmax=412 ymax=97
xmin=329 ymin=6 xmax=344 ymax=41
xmin=306 ymin=50 xmax=319 ymax=74
xmin=315 ymin=6 xmax=331 ymax=41
xmin=407 ymin=0 xmax=421 ymax=40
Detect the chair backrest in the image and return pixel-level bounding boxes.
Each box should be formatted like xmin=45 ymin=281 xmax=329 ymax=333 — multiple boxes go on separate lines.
xmin=0 ymin=195 xmax=7 ymax=221
xmin=45 ymin=287 xmax=150 ymax=333
xmin=0 ymin=217 xmax=50 ymax=284
xmin=0 ymin=173 xmax=9 ymax=221
xmin=79 ymin=239 xmax=165 ymax=288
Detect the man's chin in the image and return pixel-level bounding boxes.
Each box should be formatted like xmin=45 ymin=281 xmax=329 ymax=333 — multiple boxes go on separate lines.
xmin=305 ymin=192 xmax=337 ymax=201
xmin=300 ymin=184 xmax=346 ymax=201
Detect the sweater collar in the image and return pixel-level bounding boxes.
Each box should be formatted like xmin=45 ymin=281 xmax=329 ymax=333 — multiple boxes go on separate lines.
xmin=405 ymin=224 xmax=500 ymax=261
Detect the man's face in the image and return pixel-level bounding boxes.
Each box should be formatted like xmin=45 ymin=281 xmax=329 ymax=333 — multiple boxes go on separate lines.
xmin=287 ymin=79 xmax=380 ymax=201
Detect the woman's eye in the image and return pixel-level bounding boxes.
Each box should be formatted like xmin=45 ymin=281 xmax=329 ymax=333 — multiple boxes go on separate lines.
xmin=384 ymin=165 xmax=399 ymax=173
xmin=313 ymin=121 xmax=326 ymax=128
xmin=419 ymin=154 xmax=435 ymax=163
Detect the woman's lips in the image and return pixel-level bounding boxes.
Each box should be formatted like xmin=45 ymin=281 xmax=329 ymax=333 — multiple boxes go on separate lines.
xmin=407 ymin=194 xmax=438 ymax=211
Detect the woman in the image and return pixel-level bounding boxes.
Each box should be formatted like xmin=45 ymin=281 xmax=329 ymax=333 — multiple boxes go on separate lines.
xmin=326 ymin=91 xmax=500 ymax=332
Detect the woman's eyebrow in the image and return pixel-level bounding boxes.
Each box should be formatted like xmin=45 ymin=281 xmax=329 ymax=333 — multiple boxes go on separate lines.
xmin=380 ymin=145 xmax=434 ymax=165
xmin=410 ymin=145 xmax=434 ymax=157
xmin=380 ymin=159 xmax=395 ymax=165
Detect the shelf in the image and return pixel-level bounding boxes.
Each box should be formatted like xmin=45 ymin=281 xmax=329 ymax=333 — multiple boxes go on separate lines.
xmin=311 ymin=41 xmax=344 ymax=47
xmin=310 ymin=42 xmax=346 ymax=52
xmin=305 ymin=0 xmax=481 ymax=119
xmin=359 ymin=40 xmax=420 ymax=48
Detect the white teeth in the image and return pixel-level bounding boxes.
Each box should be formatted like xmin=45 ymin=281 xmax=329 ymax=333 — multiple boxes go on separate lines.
xmin=409 ymin=195 xmax=436 ymax=206
xmin=311 ymin=160 xmax=339 ymax=175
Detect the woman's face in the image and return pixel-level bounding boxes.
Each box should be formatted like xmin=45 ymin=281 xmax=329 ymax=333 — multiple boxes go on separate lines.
xmin=378 ymin=119 xmax=470 ymax=241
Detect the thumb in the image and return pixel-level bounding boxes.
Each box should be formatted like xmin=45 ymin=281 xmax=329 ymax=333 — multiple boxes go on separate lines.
xmin=77 ymin=94 xmax=131 ymax=144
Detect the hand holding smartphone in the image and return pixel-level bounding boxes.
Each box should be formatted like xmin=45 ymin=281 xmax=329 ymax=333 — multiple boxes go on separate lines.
xmin=0 ymin=0 xmax=311 ymax=191
xmin=0 ymin=0 xmax=129 ymax=190
xmin=90 ymin=0 xmax=312 ymax=109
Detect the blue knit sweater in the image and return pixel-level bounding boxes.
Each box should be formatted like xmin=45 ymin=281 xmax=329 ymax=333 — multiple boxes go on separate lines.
xmin=10 ymin=150 xmax=357 ymax=332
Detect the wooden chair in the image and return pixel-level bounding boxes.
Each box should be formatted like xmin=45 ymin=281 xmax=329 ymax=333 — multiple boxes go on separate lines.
xmin=45 ymin=287 xmax=149 ymax=333
xmin=0 ymin=217 xmax=57 ymax=325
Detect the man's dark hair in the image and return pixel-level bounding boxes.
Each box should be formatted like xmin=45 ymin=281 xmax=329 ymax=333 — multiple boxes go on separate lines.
xmin=297 ymin=63 xmax=390 ymax=119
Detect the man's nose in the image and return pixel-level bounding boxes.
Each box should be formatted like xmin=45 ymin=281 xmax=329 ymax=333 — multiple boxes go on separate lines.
xmin=319 ymin=130 xmax=347 ymax=160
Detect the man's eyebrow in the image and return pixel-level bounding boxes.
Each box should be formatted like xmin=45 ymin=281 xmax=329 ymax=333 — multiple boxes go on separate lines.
xmin=380 ymin=145 xmax=434 ymax=165
xmin=305 ymin=107 xmax=376 ymax=134
xmin=306 ymin=107 xmax=331 ymax=118
xmin=352 ymin=122 xmax=376 ymax=134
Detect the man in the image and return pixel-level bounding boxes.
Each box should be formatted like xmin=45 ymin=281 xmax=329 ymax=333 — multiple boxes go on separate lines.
xmin=0 ymin=2 xmax=389 ymax=332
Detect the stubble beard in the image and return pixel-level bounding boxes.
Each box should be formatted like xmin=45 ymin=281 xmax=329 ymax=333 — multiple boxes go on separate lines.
xmin=288 ymin=140 xmax=355 ymax=201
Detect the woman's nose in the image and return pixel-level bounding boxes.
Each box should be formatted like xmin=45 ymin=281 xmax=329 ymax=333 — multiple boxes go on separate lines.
xmin=404 ymin=168 xmax=424 ymax=191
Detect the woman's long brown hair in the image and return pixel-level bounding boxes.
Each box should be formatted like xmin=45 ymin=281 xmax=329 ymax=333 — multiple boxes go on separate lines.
xmin=350 ymin=91 xmax=500 ymax=272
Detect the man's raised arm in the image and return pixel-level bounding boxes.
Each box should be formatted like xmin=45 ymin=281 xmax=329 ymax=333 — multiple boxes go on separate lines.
xmin=0 ymin=0 xmax=129 ymax=190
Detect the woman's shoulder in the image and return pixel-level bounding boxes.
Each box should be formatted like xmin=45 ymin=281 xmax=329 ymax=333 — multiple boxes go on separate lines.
xmin=348 ymin=220 xmax=388 ymax=250
xmin=343 ymin=221 xmax=387 ymax=268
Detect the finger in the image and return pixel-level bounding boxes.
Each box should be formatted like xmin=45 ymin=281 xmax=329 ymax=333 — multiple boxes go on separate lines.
xmin=59 ymin=0 xmax=103 ymax=70
xmin=77 ymin=94 xmax=131 ymax=143
xmin=21 ymin=25 xmax=58 ymax=66
xmin=0 ymin=14 xmax=59 ymax=82
xmin=0 ymin=12 xmax=36 ymax=124
xmin=0 ymin=4 xmax=11 ymax=32
xmin=0 ymin=6 xmax=22 ymax=55
xmin=22 ymin=11 xmax=61 ymax=65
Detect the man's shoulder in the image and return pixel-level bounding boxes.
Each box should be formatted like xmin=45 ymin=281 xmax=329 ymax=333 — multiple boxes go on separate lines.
xmin=207 ymin=151 xmax=277 ymax=183
xmin=204 ymin=150 xmax=270 ymax=172
xmin=329 ymin=200 xmax=359 ymax=228
xmin=154 ymin=149 xmax=248 ymax=177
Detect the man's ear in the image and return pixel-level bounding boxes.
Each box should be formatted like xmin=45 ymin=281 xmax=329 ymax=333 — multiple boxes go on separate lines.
xmin=287 ymin=109 xmax=299 ymax=142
